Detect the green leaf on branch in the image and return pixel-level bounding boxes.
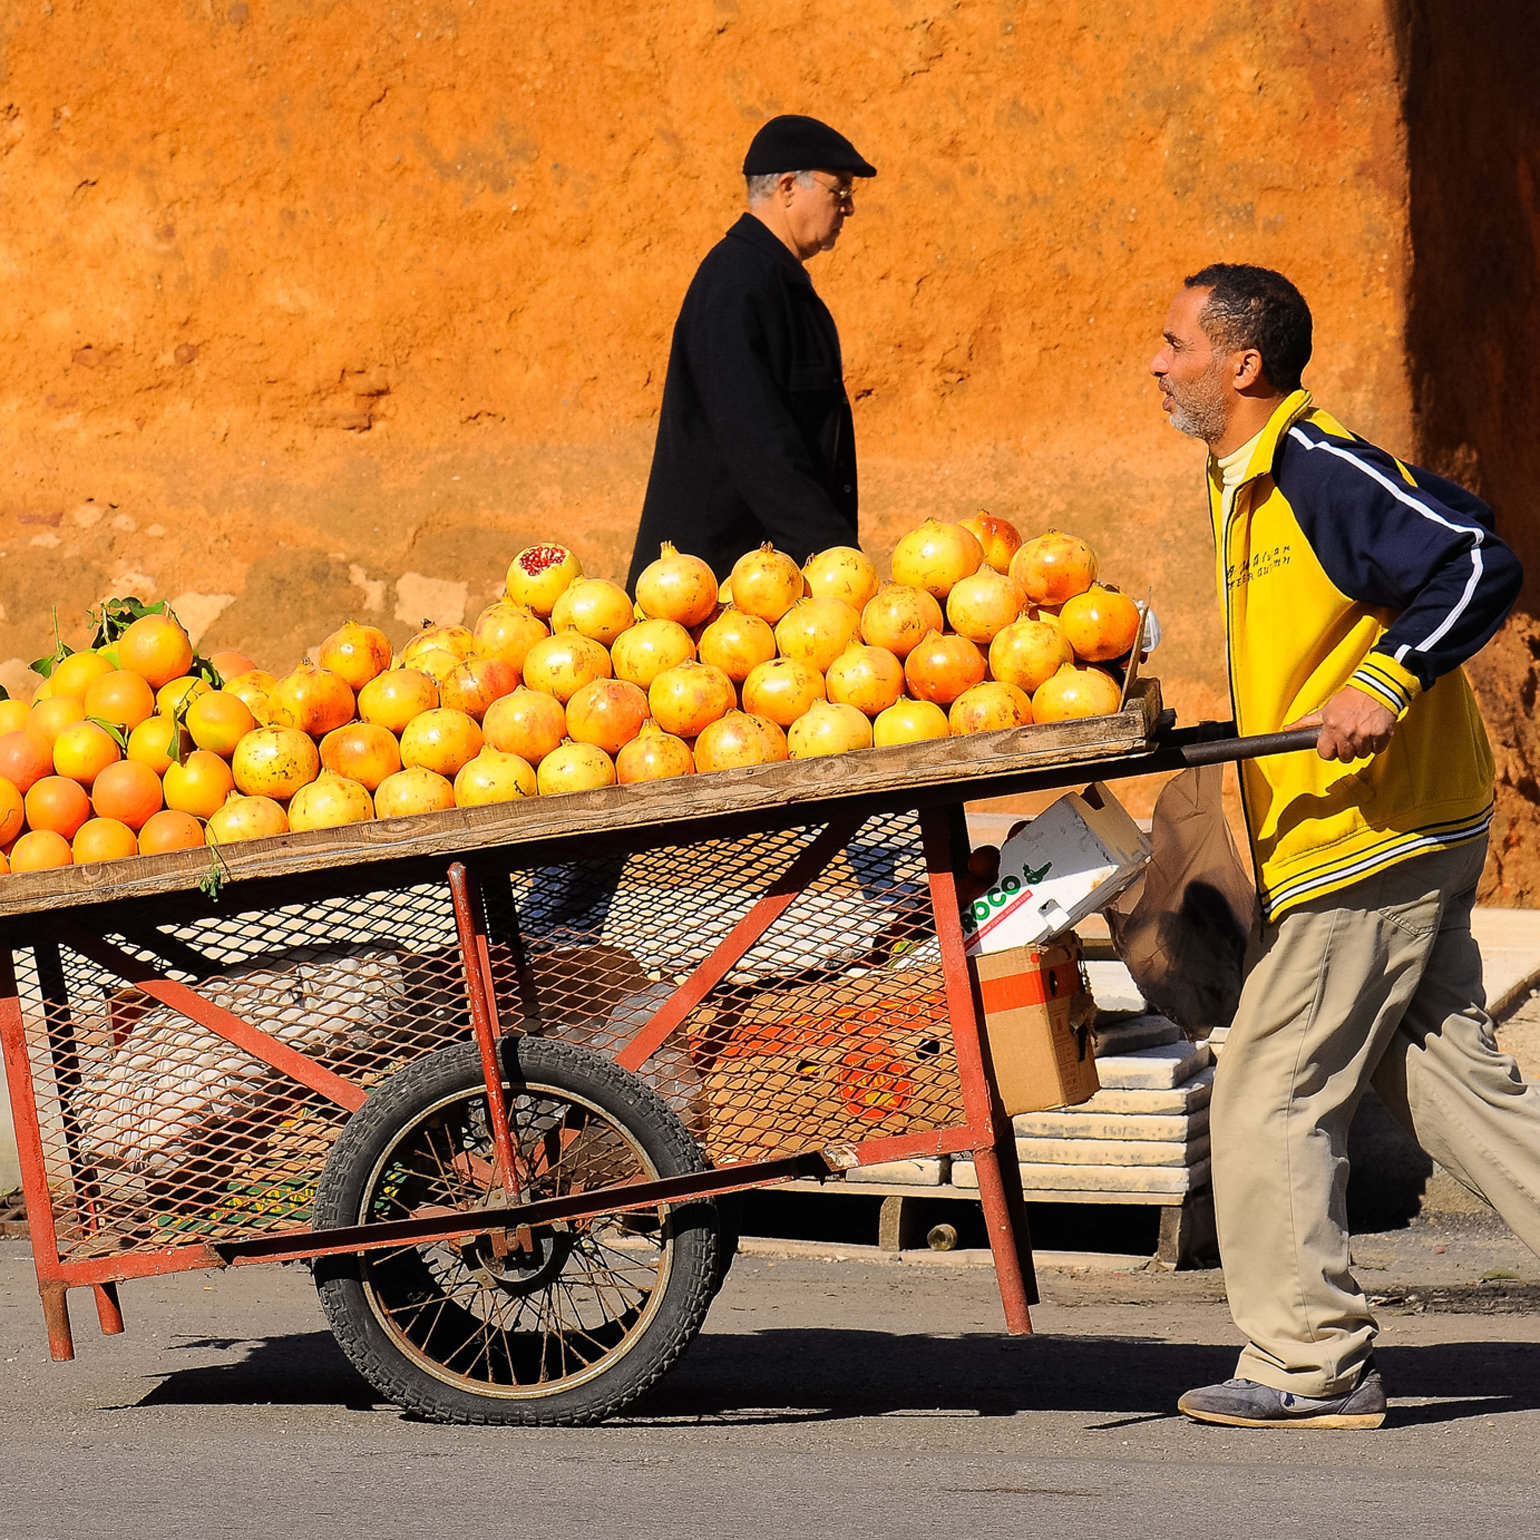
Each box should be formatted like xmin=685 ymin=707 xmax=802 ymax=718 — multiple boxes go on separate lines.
xmin=29 ymin=607 xmax=75 ymax=679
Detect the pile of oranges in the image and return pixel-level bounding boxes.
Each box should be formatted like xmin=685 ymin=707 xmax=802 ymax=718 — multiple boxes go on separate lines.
xmin=0 ymin=513 xmax=1142 ymax=877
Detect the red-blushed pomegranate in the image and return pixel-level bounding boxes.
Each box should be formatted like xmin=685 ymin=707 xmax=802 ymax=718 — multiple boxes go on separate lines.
xmin=729 ymin=543 xmax=806 ymax=623
xmin=565 ymin=678 xmax=650 ymax=756
xmin=803 ymin=545 xmax=880 ymax=610
xmin=988 ymin=617 xmax=1074 ymax=693
xmin=520 ymin=633 xmax=612 ymax=703
xmin=903 ymin=632 xmax=987 ymax=705
xmin=698 ymin=610 xmax=777 ymax=683
xmin=1009 ymin=530 xmax=1099 ymax=606
xmin=317 ymin=621 xmax=393 ymax=690
xmin=873 ymin=698 xmax=950 ymax=746
xmin=648 ymin=661 xmax=735 ymax=739
xmin=550 ymin=577 xmax=637 ymax=647
xmin=945 ymin=568 xmax=1026 ymax=644
xmin=787 ymin=699 xmax=873 ymax=758
xmin=749 ymin=715 xmax=790 ymax=761
xmin=439 ymin=656 xmax=520 ymax=721
xmin=616 ymin=719 xmax=695 ymax=783
xmin=319 ymin=723 xmax=403 ymax=791
xmin=611 ymin=618 xmax=695 ymax=689
xmin=483 ymin=687 xmax=567 ymax=765
xmin=958 ymin=511 xmax=1024 ymax=574
xmin=774 ymin=597 xmax=862 ymax=673
xmin=536 ymin=740 xmax=616 ymax=795
xmin=859 ymin=585 xmax=945 ymax=659
xmin=948 ymin=681 xmax=1035 ymax=736
xmin=741 ymin=657 xmax=825 ymax=727
xmin=1032 ymin=663 xmax=1124 ymax=721
xmin=374 ymin=766 xmax=457 ymax=818
xmin=1058 ymin=585 xmax=1143 ymax=662
xmin=269 ymin=665 xmax=355 ymax=737
xmin=635 ymin=542 xmax=719 ymax=626
xmin=824 ymin=644 xmax=905 ymax=717
xmin=473 ymin=600 xmax=549 ymax=676
xmin=890 ymin=519 xmax=984 ymax=598
xmin=506 ymin=544 xmax=582 ymax=616
xmin=694 ymin=711 xmax=780 ymax=772
xmin=453 ymin=747 xmax=538 ymax=806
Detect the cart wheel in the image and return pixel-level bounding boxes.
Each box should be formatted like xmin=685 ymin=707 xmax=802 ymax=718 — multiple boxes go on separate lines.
xmin=312 ymin=1036 xmax=722 ymax=1426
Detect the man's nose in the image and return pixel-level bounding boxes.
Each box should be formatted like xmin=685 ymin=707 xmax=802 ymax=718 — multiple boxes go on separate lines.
xmin=1149 ymin=352 xmax=1168 ymax=377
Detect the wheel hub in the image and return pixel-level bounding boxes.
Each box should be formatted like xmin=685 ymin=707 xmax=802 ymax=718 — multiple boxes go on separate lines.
xmin=462 ymin=1220 xmax=575 ymax=1293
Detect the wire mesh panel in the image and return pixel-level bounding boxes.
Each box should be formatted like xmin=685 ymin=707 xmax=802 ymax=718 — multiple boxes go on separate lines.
xmin=481 ymin=809 xmax=965 ymax=1166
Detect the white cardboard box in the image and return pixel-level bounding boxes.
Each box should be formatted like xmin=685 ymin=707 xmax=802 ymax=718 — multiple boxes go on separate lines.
xmin=961 ymin=783 xmax=1151 ymax=955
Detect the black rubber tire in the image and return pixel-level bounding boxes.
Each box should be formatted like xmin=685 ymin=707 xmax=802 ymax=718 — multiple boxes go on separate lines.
xmin=312 ymin=1036 xmax=721 ymax=1426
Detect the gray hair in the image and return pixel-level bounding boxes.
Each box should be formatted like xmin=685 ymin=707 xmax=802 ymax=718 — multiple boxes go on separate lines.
xmin=746 ymin=169 xmax=815 ymax=205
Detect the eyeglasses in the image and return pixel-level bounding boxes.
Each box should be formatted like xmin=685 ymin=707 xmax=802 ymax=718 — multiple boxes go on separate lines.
xmin=810 ymin=174 xmax=855 ymax=207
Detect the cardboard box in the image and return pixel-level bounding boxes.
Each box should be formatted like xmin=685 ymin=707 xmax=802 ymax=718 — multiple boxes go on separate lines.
xmin=962 ymin=782 xmax=1151 ymax=955
xmin=970 ymin=937 xmax=1099 ymax=1115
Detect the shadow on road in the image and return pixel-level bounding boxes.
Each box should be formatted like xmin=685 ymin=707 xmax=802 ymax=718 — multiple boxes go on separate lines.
xmin=130 ymin=1327 xmax=1540 ymax=1428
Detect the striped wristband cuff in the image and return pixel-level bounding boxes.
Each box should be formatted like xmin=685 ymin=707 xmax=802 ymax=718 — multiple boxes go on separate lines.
xmin=1348 ymin=655 xmax=1423 ymax=719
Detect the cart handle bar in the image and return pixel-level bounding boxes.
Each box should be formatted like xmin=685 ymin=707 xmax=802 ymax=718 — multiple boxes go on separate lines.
xmin=1174 ymin=726 xmax=1323 ymax=767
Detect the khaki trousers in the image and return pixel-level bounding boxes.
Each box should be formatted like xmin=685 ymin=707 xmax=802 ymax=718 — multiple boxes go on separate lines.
xmin=1210 ymin=835 xmax=1540 ymax=1397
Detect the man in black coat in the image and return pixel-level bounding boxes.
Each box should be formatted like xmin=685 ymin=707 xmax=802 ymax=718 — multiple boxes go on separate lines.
xmin=627 ymin=115 xmax=876 ymax=589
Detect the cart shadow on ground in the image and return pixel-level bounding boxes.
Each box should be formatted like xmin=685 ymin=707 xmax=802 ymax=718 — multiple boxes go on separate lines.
xmin=127 ymin=1328 xmax=1540 ymax=1430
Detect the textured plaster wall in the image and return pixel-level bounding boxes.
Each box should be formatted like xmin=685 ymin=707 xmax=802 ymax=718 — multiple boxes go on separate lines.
xmin=0 ymin=1 xmax=1444 ymax=837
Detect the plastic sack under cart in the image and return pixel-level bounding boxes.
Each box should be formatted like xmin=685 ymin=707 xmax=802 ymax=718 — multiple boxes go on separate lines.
xmin=1105 ymin=763 xmax=1255 ymax=1037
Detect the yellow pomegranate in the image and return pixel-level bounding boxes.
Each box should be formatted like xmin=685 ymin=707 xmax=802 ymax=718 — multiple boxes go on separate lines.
xmin=318 ymin=621 xmax=393 ymax=690
xmin=269 ymin=665 xmax=355 ymax=737
xmin=374 ymin=766 xmax=457 ymax=819
xmin=729 ymin=544 xmax=806 ymax=624
xmin=859 ymin=585 xmax=945 ymax=659
xmin=482 ymin=687 xmax=567 ymax=765
xmin=948 ymin=681 xmax=1035 ymax=736
xmin=787 ymin=699 xmax=873 ymax=759
xmin=873 ymin=698 xmax=951 ymax=746
xmin=611 ymin=618 xmax=695 ymax=690
xmin=357 ymin=668 xmax=438 ymax=733
xmin=550 ymin=577 xmax=636 ymax=647
xmin=288 ymin=773 xmax=375 ymax=832
xmin=225 ymin=669 xmax=278 ymax=726
xmin=959 ymin=510 xmax=1024 ymax=574
xmin=988 ymin=618 xmax=1074 ymax=694
xmin=749 ymin=714 xmax=790 ymax=761
xmin=401 ymin=624 xmax=478 ymax=670
xmin=741 ymin=657 xmax=825 ymax=727
xmin=803 ymin=545 xmax=880 ymax=610
xmin=698 ymin=610 xmax=777 ymax=683
xmin=945 ymin=568 xmax=1026 ymax=644
xmin=824 ymin=644 xmax=905 ymax=718
xmin=521 ymin=633 xmax=612 ymax=704
xmin=774 ymin=597 xmax=862 ymax=674
xmin=616 ymin=720 xmax=695 ymax=783
xmin=403 ymin=646 xmax=462 ymax=688
xmin=472 ymin=599 xmax=549 ymax=676
xmin=890 ymin=519 xmax=984 ymax=599
xmin=506 ymin=544 xmax=583 ymax=616
xmin=566 ymin=679 xmax=650 ymax=756
xmin=207 ymin=795 xmax=290 ymax=844
xmin=634 ymin=542 xmax=719 ymax=627
xmin=454 ymin=747 xmax=538 ymax=806
xmin=648 ymin=661 xmax=736 ymax=739
xmin=693 ymin=711 xmax=781 ymax=773
xmin=231 ymin=726 xmax=321 ymax=801
xmin=1032 ymin=663 xmax=1123 ymax=721
xmin=536 ymin=740 xmax=616 ymax=796
xmin=400 ymin=708 xmax=484 ymax=778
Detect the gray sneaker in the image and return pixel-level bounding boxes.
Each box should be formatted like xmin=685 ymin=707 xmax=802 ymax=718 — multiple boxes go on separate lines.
xmin=1178 ymin=1367 xmax=1387 ymax=1429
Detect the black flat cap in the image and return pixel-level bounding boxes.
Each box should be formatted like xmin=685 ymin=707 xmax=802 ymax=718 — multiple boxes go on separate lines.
xmin=742 ymin=115 xmax=876 ymax=178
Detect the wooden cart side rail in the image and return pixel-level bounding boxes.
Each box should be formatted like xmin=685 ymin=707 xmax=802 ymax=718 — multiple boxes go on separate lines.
xmin=0 ymin=680 xmax=1163 ymax=922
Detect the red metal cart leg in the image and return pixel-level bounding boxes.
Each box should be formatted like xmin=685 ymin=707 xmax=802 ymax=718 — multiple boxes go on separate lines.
xmin=92 ymin=1282 xmax=125 ymax=1336
xmin=921 ymin=804 xmax=1037 ymax=1333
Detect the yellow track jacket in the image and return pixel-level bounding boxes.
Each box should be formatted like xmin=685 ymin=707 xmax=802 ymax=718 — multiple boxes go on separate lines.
xmin=1211 ymin=391 xmax=1522 ymax=921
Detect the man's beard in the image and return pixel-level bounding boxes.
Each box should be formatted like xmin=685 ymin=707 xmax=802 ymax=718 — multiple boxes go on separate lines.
xmin=1164 ymin=367 xmax=1228 ymax=445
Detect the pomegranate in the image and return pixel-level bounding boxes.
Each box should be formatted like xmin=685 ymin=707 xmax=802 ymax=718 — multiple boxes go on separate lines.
xmin=648 ymin=661 xmax=735 ymax=739
xmin=405 ymin=647 xmax=462 ymax=687
xmin=698 ymin=609 xmax=777 ymax=683
xmin=400 ymin=707 xmax=484 ymax=778
xmin=473 ymin=600 xmax=549 ymax=676
xmin=945 ymin=568 xmax=1026 ymax=644
xmin=824 ymin=644 xmax=905 ymax=717
xmin=729 ymin=543 xmax=805 ymax=623
xmin=550 ymin=577 xmax=637 ymax=647
xmin=774 ymin=597 xmax=862 ymax=674
xmin=741 ymin=657 xmax=825 ymax=727
xmin=787 ymin=699 xmax=873 ymax=759
xmin=611 ymin=618 xmax=695 ymax=690
xmin=958 ymin=510 xmax=1024 ymax=574
xmin=988 ymin=618 xmax=1074 ymax=694
xmin=401 ymin=624 xmax=478 ymax=667
xmin=288 ymin=773 xmax=376 ymax=832
xmin=319 ymin=723 xmax=403 ymax=790
xmin=694 ymin=711 xmax=781 ymax=773
xmin=374 ymin=766 xmax=457 ymax=818
xmin=565 ymin=678 xmax=650 ymax=755
xmin=206 ymin=795 xmax=290 ymax=843
xmin=873 ymin=698 xmax=950 ymax=746
xmin=453 ymin=747 xmax=538 ymax=806
xmin=889 ymin=519 xmax=984 ymax=599
xmin=803 ymin=545 xmax=880 ymax=610
xmin=439 ymin=656 xmax=520 ymax=721
xmin=859 ymin=585 xmax=945 ymax=659
xmin=750 ymin=715 xmax=790 ymax=761
xmin=357 ymin=669 xmax=437 ymax=733
xmin=948 ymin=681 xmax=1035 ymax=736
xmin=483 ymin=687 xmax=567 ymax=765
xmin=1032 ymin=663 xmax=1124 ymax=721
xmin=269 ymin=665 xmax=355 ymax=737
xmin=520 ymin=633 xmax=612 ymax=703
xmin=536 ymin=740 xmax=616 ymax=795
xmin=634 ymin=542 xmax=719 ymax=626
xmin=1009 ymin=529 xmax=1099 ymax=606
xmin=1058 ymin=585 xmax=1143 ymax=662
xmin=318 ymin=621 xmax=393 ymax=690
xmin=616 ymin=720 xmax=695 ymax=783
xmin=903 ymin=631 xmax=987 ymax=706
xmin=506 ymin=543 xmax=583 ymax=616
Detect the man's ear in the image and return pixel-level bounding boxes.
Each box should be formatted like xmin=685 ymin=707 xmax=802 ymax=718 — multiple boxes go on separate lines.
xmin=1234 ymin=348 xmax=1266 ymax=391
xmin=779 ymin=172 xmax=800 ymax=205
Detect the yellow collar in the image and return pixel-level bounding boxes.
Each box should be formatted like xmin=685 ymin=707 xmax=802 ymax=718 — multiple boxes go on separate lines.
xmin=1207 ymin=389 xmax=1314 ymax=489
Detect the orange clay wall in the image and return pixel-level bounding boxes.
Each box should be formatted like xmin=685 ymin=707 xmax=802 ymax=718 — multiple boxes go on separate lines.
xmin=1 ymin=1 xmax=1529 ymax=894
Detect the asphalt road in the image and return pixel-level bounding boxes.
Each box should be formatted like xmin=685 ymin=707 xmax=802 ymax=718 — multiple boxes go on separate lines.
xmin=5 ymin=1229 xmax=1540 ymax=1540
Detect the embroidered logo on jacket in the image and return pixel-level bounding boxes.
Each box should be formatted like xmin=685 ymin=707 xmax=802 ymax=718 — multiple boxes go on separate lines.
xmin=1226 ymin=544 xmax=1293 ymax=591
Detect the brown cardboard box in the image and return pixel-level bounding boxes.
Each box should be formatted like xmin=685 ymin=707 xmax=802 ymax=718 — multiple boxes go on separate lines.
xmin=969 ymin=937 xmax=1099 ymax=1115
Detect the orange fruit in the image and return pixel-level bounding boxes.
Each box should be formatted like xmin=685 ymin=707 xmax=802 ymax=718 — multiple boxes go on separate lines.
xmin=207 ymin=795 xmax=289 ymax=844
xmin=24 ymin=776 xmax=93 ymax=840
xmin=0 ymin=778 xmax=24 ymax=844
xmin=116 ymin=613 xmax=195 ymax=688
xmin=72 ymin=817 xmax=139 ymax=864
xmin=83 ymin=670 xmax=156 ymax=732
xmin=10 ymin=829 xmax=73 ymax=871
xmin=53 ymin=721 xmax=123 ymax=787
xmin=126 ymin=715 xmax=191 ymax=776
xmin=231 ymin=727 xmax=321 ymax=800
xmin=91 ymin=759 xmax=164 ymax=831
xmin=163 ymin=749 xmax=236 ymax=818
xmin=209 ymin=650 xmax=260 ymax=684
xmin=0 ymin=730 xmax=56 ymax=794
xmin=27 ymin=696 xmax=87 ymax=747
xmin=137 ymin=809 xmax=206 ymax=854
xmin=0 ymin=700 xmax=32 ymax=735
xmin=185 ymin=691 xmax=257 ymax=757
xmin=319 ymin=723 xmax=402 ymax=791
xmin=47 ymin=651 xmax=116 ymax=703
xmin=155 ymin=675 xmax=211 ymax=717
xmin=358 ymin=669 xmax=438 ymax=734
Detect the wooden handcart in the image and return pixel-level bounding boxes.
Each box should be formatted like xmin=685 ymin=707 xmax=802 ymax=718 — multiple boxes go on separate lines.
xmin=0 ymin=682 xmax=1307 ymax=1424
